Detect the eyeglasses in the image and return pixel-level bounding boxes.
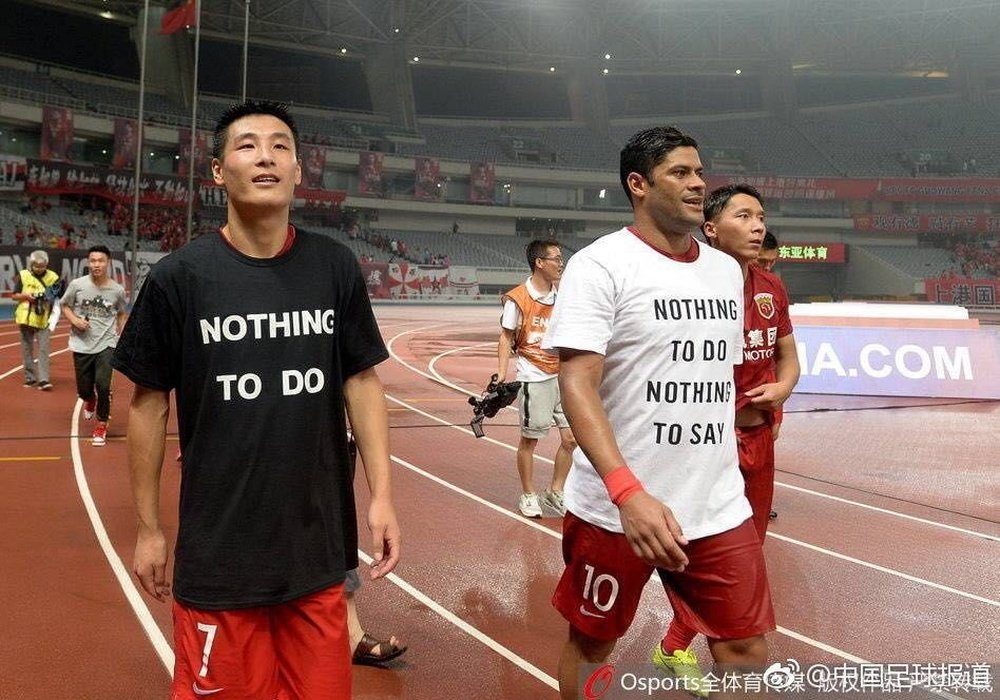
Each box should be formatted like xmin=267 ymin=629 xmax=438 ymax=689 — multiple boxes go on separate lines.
xmin=540 ymin=256 xmax=564 ymax=263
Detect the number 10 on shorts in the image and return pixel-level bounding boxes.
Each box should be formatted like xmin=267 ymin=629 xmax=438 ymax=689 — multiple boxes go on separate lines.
xmin=583 ymin=564 xmax=619 ymax=613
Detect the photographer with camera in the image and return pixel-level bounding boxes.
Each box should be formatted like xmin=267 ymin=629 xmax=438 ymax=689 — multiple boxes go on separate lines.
xmin=12 ymin=249 xmax=61 ymax=391
xmin=498 ymin=239 xmax=576 ymax=518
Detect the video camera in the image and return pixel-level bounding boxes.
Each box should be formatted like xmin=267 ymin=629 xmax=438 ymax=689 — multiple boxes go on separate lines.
xmin=468 ymin=374 xmax=521 ymax=438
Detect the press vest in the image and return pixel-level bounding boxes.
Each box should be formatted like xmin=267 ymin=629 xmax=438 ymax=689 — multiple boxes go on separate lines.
xmin=501 ymin=283 xmax=559 ymax=375
xmin=15 ymin=268 xmax=60 ymax=329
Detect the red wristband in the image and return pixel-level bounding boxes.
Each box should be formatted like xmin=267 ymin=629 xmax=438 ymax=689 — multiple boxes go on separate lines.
xmin=603 ymin=466 xmax=644 ymax=507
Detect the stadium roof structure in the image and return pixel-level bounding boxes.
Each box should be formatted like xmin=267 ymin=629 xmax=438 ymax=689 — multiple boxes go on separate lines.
xmin=26 ymin=0 xmax=1000 ymax=78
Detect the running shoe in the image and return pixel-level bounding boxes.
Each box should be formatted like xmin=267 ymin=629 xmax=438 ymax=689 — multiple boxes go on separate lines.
xmin=83 ymin=397 xmax=97 ymax=420
xmin=541 ymin=489 xmax=567 ymax=516
xmin=650 ymin=644 xmax=709 ymax=698
xmin=518 ymin=492 xmax=542 ymax=518
xmin=92 ymin=421 xmax=108 ymax=446
xmin=37 ymin=382 xmax=53 ymax=391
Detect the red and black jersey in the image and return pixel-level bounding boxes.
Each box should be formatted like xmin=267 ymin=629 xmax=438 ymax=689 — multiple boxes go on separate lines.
xmin=735 ymin=265 xmax=793 ymax=412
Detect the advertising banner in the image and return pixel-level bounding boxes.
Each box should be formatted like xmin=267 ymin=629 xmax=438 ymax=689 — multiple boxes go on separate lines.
xmin=925 ymin=277 xmax=999 ymax=307
xmin=794 ymin=324 xmax=1000 ymax=399
xmin=855 ymin=214 xmax=1000 ymax=235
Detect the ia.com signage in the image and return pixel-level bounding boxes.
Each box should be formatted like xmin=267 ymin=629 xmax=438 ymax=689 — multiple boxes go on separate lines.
xmin=795 ymin=326 xmax=1000 ymax=399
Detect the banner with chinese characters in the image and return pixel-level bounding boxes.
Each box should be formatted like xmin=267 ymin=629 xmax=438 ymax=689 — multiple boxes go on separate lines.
xmin=703 ymin=176 xmax=874 ymax=201
xmin=414 ymin=157 xmax=441 ymax=201
xmin=925 ymin=277 xmax=1000 ymax=307
xmin=775 ymin=242 xmax=846 ymax=264
xmin=40 ymin=106 xmax=74 ymax=161
xmin=855 ymin=214 xmax=1000 ymax=235
xmin=358 ymin=152 xmax=384 ymax=196
xmin=703 ymin=175 xmax=1000 ymax=204
xmin=25 ymin=160 xmax=191 ymax=207
xmin=469 ymin=162 xmax=495 ymax=204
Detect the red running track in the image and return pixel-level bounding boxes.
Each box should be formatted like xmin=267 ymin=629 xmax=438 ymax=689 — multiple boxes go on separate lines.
xmin=1 ymin=306 xmax=998 ymax=699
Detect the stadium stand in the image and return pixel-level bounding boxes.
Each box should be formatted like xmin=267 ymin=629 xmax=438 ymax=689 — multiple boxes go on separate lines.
xmin=856 ymin=244 xmax=956 ymax=279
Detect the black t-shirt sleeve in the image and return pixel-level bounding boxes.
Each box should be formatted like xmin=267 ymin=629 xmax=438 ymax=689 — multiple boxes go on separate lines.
xmin=112 ymin=277 xmax=178 ymax=390
xmin=338 ymin=254 xmax=388 ymax=380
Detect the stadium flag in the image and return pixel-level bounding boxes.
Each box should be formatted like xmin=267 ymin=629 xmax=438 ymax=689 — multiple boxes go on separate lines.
xmin=469 ymin=162 xmax=495 ymax=204
xmin=358 ymin=152 xmax=384 ymax=196
xmin=302 ymin=145 xmax=326 ymax=189
xmin=177 ymin=129 xmax=209 ymax=178
xmin=414 ymin=156 xmax=441 ymax=201
xmin=40 ymin=106 xmax=74 ymax=161
xmin=160 ymin=0 xmax=197 ymax=34
xmin=112 ymin=118 xmax=139 ymax=170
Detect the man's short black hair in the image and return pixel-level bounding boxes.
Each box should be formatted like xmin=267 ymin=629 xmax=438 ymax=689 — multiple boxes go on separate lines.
xmin=762 ymin=230 xmax=778 ymax=250
xmin=212 ymin=100 xmax=299 ymax=160
xmin=87 ymin=245 xmax=112 ymax=259
xmin=525 ymin=239 xmax=561 ymax=271
xmin=702 ymin=183 xmax=765 ymax=224
xmin=619 ymin=126 xmax=699 ymax=206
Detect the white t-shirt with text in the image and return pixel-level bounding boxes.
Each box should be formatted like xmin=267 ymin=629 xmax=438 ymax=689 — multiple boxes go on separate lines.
xmin=542 ymin=228 xmax=750 ymax=539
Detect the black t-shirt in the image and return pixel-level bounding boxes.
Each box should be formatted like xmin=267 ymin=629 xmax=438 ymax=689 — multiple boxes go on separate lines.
xmin=112 ymin=229 xmax=388 ymax=609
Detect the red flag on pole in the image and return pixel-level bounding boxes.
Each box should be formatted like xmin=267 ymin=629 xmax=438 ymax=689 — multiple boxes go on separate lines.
xmin=160 ymin=0 xmax=197 ymax=34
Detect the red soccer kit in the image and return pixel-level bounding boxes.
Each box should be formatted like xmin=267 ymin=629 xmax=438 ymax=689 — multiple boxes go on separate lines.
xmin=736 ymin=265 xmax=793 ymax=540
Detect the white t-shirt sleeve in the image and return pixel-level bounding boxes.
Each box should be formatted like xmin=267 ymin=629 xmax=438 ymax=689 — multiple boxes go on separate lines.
xmin=500 ymin=299 xmax=521 ymax=331
xmin=542 ymin=253 xmax=615 ymax=355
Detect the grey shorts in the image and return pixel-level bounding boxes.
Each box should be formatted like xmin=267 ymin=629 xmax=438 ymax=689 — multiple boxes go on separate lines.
xmin=518 ymin=376 xmax=569 ymax=439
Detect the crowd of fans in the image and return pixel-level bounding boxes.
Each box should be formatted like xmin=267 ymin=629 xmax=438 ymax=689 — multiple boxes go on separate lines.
xmin=948 ymin=239 xmax=1000 ymax=278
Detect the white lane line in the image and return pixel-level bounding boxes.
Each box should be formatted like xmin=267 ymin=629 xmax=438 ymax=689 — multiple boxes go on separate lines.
xmin=69 ymin=399 xmax=174 ymax=675
xmin=385 ymin=389 xmax=997 ymax=607
xmin=774 ymin=483 xmax=1000 ymax=543
xmin=357 ymin=550 xmax=558 ymax=691
xmin=385 ymin=445 xmax=870 ymax=666
xmin=768 ymin=533 xmax=999 ymax=607
xmin=1 ymin=332 xmax=70 ymax=351
xmin=0 ymin=347 xmax=72 ymax=380
xmin=403 ymin=328 xmax=1000 ymax=544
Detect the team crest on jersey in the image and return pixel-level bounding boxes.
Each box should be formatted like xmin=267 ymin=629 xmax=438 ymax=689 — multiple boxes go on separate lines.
xmin=754 ymin=292 xmax=775 ymax=319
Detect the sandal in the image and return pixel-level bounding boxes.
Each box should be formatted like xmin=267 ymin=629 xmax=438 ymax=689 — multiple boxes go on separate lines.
xmin=352 ymin=632 xmax=407 ymax=666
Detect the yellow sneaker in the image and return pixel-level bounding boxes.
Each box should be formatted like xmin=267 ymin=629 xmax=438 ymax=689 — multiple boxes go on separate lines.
xmin=650 ymin=644 xmax=709 ymax=698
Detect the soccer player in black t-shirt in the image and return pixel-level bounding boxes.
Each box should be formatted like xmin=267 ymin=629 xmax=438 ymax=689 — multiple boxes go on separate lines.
xmin=113 ymin=100 xmax=400 ymax=699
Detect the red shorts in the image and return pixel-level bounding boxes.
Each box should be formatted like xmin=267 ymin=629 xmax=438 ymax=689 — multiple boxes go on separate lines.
xmin=170 ymin=583 xmax=350 ymax=700
xmin=553 ymin=513 xmax=774 ymax=642
xmin=737 ymin=423 xmax=776 ymax=542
